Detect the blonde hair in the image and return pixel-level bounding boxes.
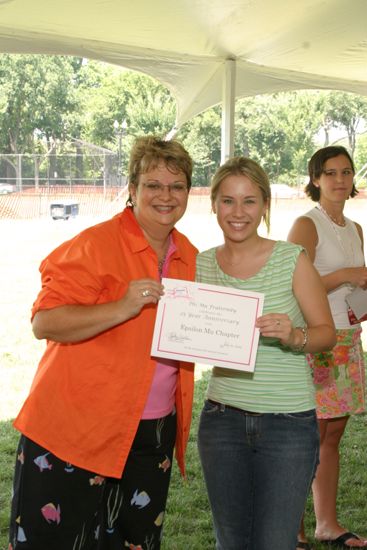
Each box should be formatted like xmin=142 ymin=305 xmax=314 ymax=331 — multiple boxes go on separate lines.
xmin=127 ymin=136 xmax=193 ymax=205
xmin=211 ymin=157 xmax=271 ymax=231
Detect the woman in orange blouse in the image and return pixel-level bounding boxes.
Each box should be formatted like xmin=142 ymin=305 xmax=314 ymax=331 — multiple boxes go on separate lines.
xmin=9 ymin=136 xmax=197 ymax=550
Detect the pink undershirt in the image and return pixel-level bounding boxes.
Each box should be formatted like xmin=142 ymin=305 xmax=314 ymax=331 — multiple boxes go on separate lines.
xmin=142 ymin=238 xmax=179 ymax=419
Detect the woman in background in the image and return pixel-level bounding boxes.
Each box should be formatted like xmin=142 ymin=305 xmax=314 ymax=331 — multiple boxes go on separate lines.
xmin=288 ymin=145 xmax=367 ymax=549
xmin=196 ymin=156 xmax=335 ymax=550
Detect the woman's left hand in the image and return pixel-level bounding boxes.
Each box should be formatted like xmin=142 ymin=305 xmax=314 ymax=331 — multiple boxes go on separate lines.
xmin=256 ymin=313 xmax=295 ymax=347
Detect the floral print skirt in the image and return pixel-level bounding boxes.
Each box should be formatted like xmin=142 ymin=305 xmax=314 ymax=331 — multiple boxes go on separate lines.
xmin=307 ymin=328 xmax=366 ymax=419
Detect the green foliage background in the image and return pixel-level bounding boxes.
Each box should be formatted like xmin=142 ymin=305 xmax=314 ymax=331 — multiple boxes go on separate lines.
xmin=0 ymin=54 xmax=367 ymax=186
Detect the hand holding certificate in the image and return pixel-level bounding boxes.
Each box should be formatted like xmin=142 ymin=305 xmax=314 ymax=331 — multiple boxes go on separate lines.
xmin=345 ymin=286 xmax=367 ymax=324
xmin=151 ymin=278 xmax=264 ymax=371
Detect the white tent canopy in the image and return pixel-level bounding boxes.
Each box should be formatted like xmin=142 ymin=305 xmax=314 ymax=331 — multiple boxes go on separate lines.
xmin=0 ymin=0 xmax=366 ymax=160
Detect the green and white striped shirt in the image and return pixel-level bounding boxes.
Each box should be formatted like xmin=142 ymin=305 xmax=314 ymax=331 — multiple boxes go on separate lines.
xmin=196 ymin=241 xmax=315 ymax=413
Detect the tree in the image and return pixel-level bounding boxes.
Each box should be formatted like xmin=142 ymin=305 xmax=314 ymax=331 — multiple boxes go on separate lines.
xmin=0 ymin=54 xmax=83 ymax=186
xmin=0 ymin=54 xmax=81 ymax=153
xmin=1 ymin=54 xmax=367 ymax=190
xmin=82 ymin=66 xmax=176 ymax=172
xmin=178 ymin=107 xmax=221 ymax=186
xmin=354 ymin=134 xmax=367 ymax=186
xmin=235 ymin=91 xmax=322 ymax=183
xmin=321 ymin=91 xmax=367 ymax=155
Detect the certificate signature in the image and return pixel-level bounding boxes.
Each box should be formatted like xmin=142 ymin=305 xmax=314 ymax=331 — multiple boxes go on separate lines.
xmin=151 ymin=278 xmax=264 ymax=372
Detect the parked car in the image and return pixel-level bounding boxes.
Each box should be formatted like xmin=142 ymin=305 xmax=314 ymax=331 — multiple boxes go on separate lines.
xmin=0 ymin=183 xmax=15 ymax=194
xmin=50 ymin=201 xmax=79 ymax=220
xmin=270 ymin=183 xmax=301 ymax=199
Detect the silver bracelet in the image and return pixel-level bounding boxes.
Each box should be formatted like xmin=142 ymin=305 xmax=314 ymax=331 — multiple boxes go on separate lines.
xmin=292 ymin=326 xmax=308 ymax=352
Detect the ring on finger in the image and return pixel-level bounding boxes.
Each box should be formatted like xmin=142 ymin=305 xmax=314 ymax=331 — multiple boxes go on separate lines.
xmin=142 ymin=289 xmax=150 ymax=297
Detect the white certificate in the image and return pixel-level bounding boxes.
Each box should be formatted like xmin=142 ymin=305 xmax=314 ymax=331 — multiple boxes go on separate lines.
xmin=151 ymin=278 xmax=264 ymax=372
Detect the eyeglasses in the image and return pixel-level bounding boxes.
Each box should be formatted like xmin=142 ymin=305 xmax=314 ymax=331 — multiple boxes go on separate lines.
xmin=142 ymin=182 xmax=188 ymax=195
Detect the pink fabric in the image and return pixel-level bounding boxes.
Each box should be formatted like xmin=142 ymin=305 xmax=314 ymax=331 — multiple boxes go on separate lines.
xmin=142 ymin=239 xmax=179 ymax=419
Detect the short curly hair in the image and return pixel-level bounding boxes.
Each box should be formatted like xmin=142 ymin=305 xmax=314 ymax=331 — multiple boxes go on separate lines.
xmin=305 ymin=145 xmax=357 ymax=201
xmin=126 ymin=136 xmax=193 ymax=206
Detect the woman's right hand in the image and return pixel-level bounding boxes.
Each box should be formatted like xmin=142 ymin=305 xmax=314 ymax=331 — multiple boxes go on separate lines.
xmin=33 ymin=278 xmax=164 ymax=343
xmin=344 ymin=266 xmax=367 ymax=289
xmin=119 ymin=278 xmax=165 ymax=318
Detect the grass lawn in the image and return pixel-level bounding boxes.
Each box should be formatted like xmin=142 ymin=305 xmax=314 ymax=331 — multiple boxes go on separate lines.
xmin=165 ymin=372 xmax=367 ymax=550
xmin=1 ymin=370 xmax=366 ymax=550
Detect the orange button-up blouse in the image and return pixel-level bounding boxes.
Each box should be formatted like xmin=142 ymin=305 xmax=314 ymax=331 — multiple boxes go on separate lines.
xmin=14 ymin=208 xmax=197 ymax=478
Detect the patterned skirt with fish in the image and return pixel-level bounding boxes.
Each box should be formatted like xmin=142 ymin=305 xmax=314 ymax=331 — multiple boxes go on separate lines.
xmin=307 ymin=327 xmax=366 ymax=419
xmin=9 ymin=411 xmax=176 ymax=550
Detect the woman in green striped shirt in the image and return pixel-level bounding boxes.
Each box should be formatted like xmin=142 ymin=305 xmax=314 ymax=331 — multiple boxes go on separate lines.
xmin=196 ymin=157 xmax=335 ymax=550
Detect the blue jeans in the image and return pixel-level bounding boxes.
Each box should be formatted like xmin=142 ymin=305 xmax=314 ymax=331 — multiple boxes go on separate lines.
xmin=198 ymin=400 xmax=319 ymax=550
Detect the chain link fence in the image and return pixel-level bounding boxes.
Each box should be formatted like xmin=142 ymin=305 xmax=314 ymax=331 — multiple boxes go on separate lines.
xmin=0 ymin=149 xmax=124 ymax=191
xmin=0 ymin=148 xmax=130 ymax=218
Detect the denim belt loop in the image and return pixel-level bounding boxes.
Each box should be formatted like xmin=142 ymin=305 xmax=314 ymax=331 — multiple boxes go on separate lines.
xmin=207 ymin=399 xmax=262 ymax=416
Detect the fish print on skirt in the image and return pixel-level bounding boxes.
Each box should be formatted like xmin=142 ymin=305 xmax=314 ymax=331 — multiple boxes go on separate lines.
xmin=124 ymin=542 xmax=143 ymax=549
xmin=89 ymin=475 xmax=105 ymax=486
xmin=41 ymin=503 xmax=61 ymax=524
xmin=17 ymin=449 xmax=25 ymax=465
xmin=17 ymin=526 xmax=27 ymax=542
xmin=130 ymin=489 xmax=150 ymax=509
xmin=158 ymin=456 xmax=171 ymax=473
xmin=34 ymin=452 xmax=53 ymax=472
xmin=64 ymin=462 xmax=75 ymax=473
xmin=154 ymin=511 xmax=165 ymax=527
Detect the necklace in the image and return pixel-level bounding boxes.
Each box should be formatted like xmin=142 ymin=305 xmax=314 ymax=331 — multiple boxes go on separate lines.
xmin=158 ymin=247 xmax=170 ymax=279
xmin=157 ymin=236 xmax=171 ymax=279
xmin=317 ymin=203 xmax=346 ymax=227
xmin=316 ymin=204 xmax=355 ymax=269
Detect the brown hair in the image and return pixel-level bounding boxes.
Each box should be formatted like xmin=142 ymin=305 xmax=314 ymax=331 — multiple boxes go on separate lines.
xmin=305 ymin=145 xmax=357 ymax=201
xmin=127 ymin=136 xmax=193 ymax=206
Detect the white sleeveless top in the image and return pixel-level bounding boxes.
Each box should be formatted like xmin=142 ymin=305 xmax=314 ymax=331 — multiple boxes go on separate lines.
xmin=304 ymin=206 xmax=364 ymax=329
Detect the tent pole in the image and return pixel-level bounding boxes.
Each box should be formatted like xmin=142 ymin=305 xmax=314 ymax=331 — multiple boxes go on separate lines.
xmin=221 ymin=58 xmax=236 ymax=165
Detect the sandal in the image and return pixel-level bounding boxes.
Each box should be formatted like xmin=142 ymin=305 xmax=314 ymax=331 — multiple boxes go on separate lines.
xmin=318 ymin=532 xmax=367 ymax=548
